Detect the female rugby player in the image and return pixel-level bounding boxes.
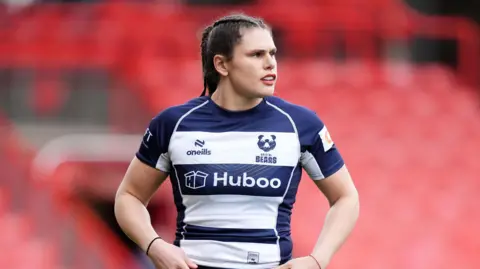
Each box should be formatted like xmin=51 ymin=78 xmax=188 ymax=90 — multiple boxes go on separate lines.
xmin=115 ymin=14 xmax=359 ymax=269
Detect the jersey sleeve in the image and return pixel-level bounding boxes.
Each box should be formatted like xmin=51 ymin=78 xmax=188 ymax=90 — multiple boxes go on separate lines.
xmin=135 ymin=111 xmax=174 ymax=173
xmin=299 ymin=113 xmax=345 ymax=180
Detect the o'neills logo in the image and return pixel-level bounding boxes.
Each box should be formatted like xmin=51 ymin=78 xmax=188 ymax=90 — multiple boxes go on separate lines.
xmin=186 ymin=149 xmax=211 ymax=156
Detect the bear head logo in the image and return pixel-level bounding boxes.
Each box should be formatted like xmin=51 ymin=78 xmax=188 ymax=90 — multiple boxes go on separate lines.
xmin=257 ymin=135 xmax=277 ymax=152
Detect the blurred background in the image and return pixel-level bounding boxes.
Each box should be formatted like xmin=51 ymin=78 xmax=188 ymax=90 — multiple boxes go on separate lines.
xmin=0 ymin=0 xmax=479 ymax=268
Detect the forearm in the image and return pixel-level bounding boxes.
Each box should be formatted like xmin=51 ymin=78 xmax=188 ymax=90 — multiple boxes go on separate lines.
xmin=311 ymin=195 xmax=359 ymax=268
xmin=114 ymin=193 xmax=160 ymax=251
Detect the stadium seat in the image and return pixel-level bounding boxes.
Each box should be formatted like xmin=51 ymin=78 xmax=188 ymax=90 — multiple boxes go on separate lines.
xmin=0 ymin=239 xmax=60 ymax=269
xmin=0 ymin=188 xmax=8 ymax=217
xmin=0 ymin=213 xmax=33 ymax=248
xmin=276 ymin=63 xmax=480 ymax=269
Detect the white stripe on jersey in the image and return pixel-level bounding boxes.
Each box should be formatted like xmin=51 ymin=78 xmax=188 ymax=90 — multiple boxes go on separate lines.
xmin=181 ymin=240 xmax=280 ymax=269
xmin=266 ymin=100 xmax=301 ymax=261
xmin=182 ymin=194 xmax=283 ymax=229
xmin=169 ymin=131 xmax=300 ymax=167
xmin=265 ymin=101 xmax=299 ymax=135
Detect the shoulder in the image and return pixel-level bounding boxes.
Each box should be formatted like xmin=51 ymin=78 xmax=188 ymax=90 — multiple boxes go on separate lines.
xmin=151 ymin=96 xmax=209 ymax=127
xmin=265 ymin=96 xmax=324 ymax=130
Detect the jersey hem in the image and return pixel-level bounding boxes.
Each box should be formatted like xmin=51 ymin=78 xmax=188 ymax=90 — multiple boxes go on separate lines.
xmin=192 ymin=261 xmax=280 ymax=269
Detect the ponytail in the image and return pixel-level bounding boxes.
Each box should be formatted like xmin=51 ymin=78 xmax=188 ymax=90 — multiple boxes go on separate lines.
xmin=199 ymin=14 xmax=268 ymax=97
xmin=200 ymin=25 xmax=213 ymax=96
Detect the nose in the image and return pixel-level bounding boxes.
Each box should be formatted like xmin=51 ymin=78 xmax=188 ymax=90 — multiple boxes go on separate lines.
xmin=264 ymin=55 xmax=276 ymax=70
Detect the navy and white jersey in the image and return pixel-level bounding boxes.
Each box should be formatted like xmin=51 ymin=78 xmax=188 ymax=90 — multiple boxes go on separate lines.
xmin=136 ymin=96 xmax=344 ymax=268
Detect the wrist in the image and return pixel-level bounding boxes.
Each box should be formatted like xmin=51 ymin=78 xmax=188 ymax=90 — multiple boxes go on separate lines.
xmin=308 ymin=254 xmax=322 ymax=269
xmin=310 ymin=252 xmax=331 ymax=269
xmin=145 ymin=236 xmax=163 ymax=255
xmin=140 ymin=231 xmax=162 ymax=251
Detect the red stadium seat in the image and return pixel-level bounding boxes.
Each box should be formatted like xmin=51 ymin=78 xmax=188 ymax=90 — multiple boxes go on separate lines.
xmin=0 ymin=239 xmax=60 ymax=269
xmin=0 ymin=214 xmax=33 ymax=248
xmin=0 ymin=188 xmax=8 ymax=217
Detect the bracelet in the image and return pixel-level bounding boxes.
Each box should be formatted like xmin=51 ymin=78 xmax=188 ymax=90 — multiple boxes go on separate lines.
xmin=145 ymin=236 xmax=162 ymax=256
xmin=308 ymin=254 xmax=322 ymax=269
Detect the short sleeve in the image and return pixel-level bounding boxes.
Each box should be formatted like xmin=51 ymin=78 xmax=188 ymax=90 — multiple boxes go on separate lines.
xmin=135 ymin=112 xmax=174 ymax=173
xmin=299 ymin=116 xmax=344 ymax=180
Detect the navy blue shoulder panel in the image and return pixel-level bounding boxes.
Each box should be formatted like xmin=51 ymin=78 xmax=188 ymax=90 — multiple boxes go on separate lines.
xmin=136 ymin=97 xmax=209 ymax=168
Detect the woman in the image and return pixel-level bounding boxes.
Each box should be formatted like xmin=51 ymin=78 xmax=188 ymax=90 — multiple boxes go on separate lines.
xmin=114 ymin=14 xmax=359 ymax=269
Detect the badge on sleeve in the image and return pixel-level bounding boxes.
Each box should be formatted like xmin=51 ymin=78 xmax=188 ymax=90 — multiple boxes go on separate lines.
xmin=318 ymin=126 xmax=334 ymax=152
xmin=142 ymin=127 xmax=154 ymax=148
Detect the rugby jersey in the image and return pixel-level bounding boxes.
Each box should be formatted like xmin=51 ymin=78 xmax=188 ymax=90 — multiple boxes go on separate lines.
xmin=136 ymin=96 xmax=344 ymax=268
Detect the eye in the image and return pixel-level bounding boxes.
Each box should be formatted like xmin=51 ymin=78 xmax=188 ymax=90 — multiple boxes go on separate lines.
xmin=253 ymin=51 xmax=263 ymax=58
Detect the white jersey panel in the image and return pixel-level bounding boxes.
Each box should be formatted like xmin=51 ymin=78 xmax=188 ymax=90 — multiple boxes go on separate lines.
xmin=181 ymin=240 xmax=280 ymax=269
xmin=169 ymin=131 xmax=300 ymax=167
xmin=182 ymin=194 xmax=283 ymax=229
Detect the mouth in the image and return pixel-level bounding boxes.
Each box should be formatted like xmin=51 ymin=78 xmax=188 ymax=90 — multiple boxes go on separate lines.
xmin=261 ymin=74 xmax=276 ymax=86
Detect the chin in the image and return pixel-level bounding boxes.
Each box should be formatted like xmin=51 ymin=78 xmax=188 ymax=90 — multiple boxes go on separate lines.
xmin=256 ymin=86 xmax=276 ymax=97
xmin=242 ymin=85 xmax=275 ymax=98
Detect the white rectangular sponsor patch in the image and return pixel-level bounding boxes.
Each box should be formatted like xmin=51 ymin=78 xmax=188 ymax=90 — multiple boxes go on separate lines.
xmin=318 ymin=126 xmax=334 ymax=152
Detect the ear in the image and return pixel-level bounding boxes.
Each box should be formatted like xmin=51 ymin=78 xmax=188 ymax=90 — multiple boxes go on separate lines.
xmin=258 ymin=135 xmax=264 ymax=140
xmin=271 ymin=135 xmax=276 ymax=140
xmin=213 ymin=54 xmax=229 ymax=77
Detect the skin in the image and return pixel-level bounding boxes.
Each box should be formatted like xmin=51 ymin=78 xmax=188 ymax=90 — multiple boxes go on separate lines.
xmin=210 ymin=27 xmax=278 ymax=111
xmin=114 ymin=26 xmax=359 ymax=269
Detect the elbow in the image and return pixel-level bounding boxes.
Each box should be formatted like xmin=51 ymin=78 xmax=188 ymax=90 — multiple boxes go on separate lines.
xmin=114 ymin=186 xmax=126 ymax=209
xmin=114 ymin=190 xmax=125 ymax=218
xmin=347 ymin=191 xmax=360 ymax=219
xmin=353 ymin=194 xmax=360 ymax=216
xmin=334 ymin=193 xmax=360 ymax=225
xmin=332 ymin=190 xmax=360 ymax=214
xmin=115 ymin=186 xmax=149 ymax=208
xmin=114 ymin=188 xmax=133 ymax=219
xmin=347 ymin=189 xmax=360 ymax=209
xmin=114 ymin=187 xmax=125 ymax=204
xmin=350 ymin=189 xmax=360 ymax=206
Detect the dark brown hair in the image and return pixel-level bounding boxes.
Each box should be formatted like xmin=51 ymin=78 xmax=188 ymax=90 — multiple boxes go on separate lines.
xmin=200 ymin=14 xmax=269 ymax=96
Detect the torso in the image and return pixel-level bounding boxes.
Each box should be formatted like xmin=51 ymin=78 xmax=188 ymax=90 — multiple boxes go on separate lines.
xmin=168 ymin=97 xmax=302 ymax=268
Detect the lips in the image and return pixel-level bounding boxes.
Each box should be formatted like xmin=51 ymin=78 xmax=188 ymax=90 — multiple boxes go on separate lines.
xmin=261 ymin=74 xmax=277 ymax=81
xmin=261 ymin=74 xmax=276 ymax=86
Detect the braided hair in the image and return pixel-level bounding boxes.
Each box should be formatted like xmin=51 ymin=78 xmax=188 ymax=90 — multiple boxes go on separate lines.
xmin=200 ymin=14 xmax=269 ymax=96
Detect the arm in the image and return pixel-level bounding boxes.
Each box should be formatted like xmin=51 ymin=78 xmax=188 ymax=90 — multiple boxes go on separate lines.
xmin=277 ymin=109 xmax=359 ymax=269
xmin=310 ymin=165 xmax=359 ymax=268
xmin=115 ymin=112 xmax=197 ymax=269
xmin=114 ymin=157 xmax=168 ymax=251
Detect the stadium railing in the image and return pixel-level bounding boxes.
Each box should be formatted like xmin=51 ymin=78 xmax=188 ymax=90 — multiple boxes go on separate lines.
xmin=0 ymin=112 xmax=138 ymax=268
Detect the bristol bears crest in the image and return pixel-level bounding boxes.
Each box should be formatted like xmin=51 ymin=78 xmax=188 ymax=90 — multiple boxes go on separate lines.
xmin=257 ymin=135 xmax=276 ymax=152
xmin=256 ymin=135 xmax=277 ymax=164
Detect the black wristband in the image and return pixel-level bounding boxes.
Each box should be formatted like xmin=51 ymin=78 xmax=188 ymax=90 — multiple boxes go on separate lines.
xmin=145 ymin=236 xmax=162 ymax=256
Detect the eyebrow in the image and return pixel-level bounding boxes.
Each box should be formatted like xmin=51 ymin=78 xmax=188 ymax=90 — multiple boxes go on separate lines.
xmin=247 ymin=48 xmax=277 ymax=54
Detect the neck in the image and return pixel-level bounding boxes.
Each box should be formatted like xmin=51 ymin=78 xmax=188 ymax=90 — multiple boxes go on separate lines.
xmin=210 ymin=83 xmax=263 ymax=111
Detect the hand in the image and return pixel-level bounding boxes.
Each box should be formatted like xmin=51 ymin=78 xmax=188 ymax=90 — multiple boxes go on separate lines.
xmin=147 ymin=239 xmax=198 ymax=269
xmin=275 ymin=256 xmax=321 ymax=269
